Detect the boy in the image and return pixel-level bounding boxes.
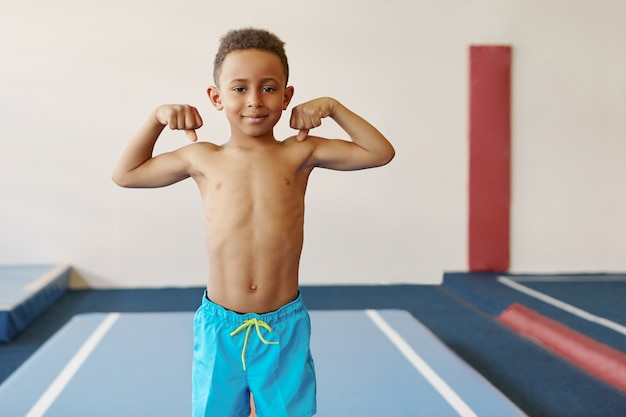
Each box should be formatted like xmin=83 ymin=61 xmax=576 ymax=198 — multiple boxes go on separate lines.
xmin=112 ymin=28 xmax=394 ymax=417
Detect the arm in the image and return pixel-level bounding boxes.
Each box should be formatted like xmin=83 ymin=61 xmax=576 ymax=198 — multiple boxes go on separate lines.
xmin=112 ymin=104 xmax=203 ymax=188
xmin=290 ymin=97 xmax=395 ymax=170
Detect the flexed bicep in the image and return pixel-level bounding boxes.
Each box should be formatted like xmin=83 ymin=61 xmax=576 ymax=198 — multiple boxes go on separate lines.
xmin=114 ymin=146 xmax=196 ymax=188
xmin=291 ymin=98 xmax=394 ymax=170
xmin=113 ymin=104 xmax=205 ymax=188
xmin=309 ymin=137 xmax=381 ymax=171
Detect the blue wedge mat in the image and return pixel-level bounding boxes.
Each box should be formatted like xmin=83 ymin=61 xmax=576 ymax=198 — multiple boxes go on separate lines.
xmin=0 ymin=265 xmax=70 ymax=342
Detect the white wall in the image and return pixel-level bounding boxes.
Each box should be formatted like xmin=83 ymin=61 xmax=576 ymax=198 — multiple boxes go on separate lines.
xmin=1 ymin=0 xmax=625 ymax=288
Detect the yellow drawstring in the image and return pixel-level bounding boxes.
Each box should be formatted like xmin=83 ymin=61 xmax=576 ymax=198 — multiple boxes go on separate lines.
xmin=230 ymin=318 xmax=279 ymax=371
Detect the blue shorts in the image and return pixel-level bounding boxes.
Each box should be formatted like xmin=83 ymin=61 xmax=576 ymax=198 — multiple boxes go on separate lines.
xmin=192 ymin=291 xmax=316 ymax=417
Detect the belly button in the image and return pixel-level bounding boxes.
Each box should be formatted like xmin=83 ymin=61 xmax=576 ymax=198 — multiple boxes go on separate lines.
xmin=250 ymin=283 xmax=258 ymax=291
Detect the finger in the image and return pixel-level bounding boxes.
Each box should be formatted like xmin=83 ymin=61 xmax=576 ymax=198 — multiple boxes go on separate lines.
xmin=299 ymin=112 xmax=321 ymax=130
xmin=289 ymin=109 xmax=299 ymax=129
xmin=290 ymin=113 xmax=314 ymax=131
xmin=187 ymin=108 xmax=203 ymax=130
xmin=166 ymin=112 xmax=178 ymax=130
xmin=185 ymin=129 xmax=198 ymax=142
xmin=311 ymin=117 xmax=322 ymax=129
xmin=176 ymin=111 xmax=186 ymax=130
xmin=297 ymin=129 xmax=309 ymax=142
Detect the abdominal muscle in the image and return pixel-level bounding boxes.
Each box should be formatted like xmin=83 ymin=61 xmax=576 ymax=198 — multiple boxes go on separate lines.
xmin=200 ymin=171 xmax=308 ymax=314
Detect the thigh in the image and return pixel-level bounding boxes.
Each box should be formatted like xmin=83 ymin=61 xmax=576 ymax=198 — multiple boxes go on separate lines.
xmin=248 ymin=309 xmax=317 ymax=417
xmin=192 ymin=304 xmax=251 ymax=417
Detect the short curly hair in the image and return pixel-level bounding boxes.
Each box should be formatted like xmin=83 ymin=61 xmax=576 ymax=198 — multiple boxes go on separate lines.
xmin=213 ymin=28 xmax=289 ymax=86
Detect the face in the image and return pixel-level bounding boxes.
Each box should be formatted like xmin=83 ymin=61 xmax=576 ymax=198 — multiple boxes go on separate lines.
xmin=208 ymin=49 xmax=294 ymax=140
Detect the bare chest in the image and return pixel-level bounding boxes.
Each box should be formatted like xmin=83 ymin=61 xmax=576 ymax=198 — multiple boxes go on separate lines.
xmin=194 ymin=147 xmax=312 ymax=214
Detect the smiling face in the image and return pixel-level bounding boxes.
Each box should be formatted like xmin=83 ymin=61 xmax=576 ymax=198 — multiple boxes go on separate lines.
xmin=208 ymin=49 xmax=294 ymax=142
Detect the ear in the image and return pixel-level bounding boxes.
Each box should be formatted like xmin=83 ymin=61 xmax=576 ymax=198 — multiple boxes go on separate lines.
xmin=207 ymin=86 xmax=223 ymax=110
xmin=282 ymin=86 xmax=295 ymax=110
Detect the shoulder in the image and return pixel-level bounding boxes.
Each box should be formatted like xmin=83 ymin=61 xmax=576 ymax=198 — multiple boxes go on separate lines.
xmin=187 ymin=141 xmax=222 ymax=151
xmin=280 ymin=135 xmax=331 ymax=158
xmin=281 ymin=135 xmax=349 ymax=157
xmin=173 ymin=141 xmax=223 ymax=174
xmin=280 ymin=135 xmax=336 ymax=169
xmin=176 ymin=141 xmax=222 ymax=158
xmin=281 ymin=135 xmax=329 ymax=148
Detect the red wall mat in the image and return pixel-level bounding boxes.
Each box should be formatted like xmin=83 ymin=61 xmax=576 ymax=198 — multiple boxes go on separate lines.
xmin=468 ymin=45 xmax=511 ymax=271
xmin=500 ymin=303 xmax=626 ymax=393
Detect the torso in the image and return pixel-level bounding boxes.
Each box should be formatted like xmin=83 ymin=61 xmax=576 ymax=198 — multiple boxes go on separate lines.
xmin=189 ymin=138 xmax=315 ymax=313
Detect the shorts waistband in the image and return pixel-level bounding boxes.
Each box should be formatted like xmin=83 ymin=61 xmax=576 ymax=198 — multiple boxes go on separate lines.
xmin=200 ymin=290 xmax=305 ymax=325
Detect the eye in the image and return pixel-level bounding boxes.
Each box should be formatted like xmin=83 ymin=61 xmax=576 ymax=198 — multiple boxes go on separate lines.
xmin=262 ymin=86 xmax=276 ymax=93
xmin=232 ymin=87 xmax=246 ymax=93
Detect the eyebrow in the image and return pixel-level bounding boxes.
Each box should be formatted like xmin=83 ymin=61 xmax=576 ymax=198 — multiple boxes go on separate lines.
xmin=227 ymin=77 xmax=281 ymax=85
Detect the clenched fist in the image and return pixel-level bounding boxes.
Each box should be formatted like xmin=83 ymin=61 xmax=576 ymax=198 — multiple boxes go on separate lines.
xmin=154 ymin=104 xmax=203 ymax=142
xmin=289 ymin=97 xmax=337 ymax=141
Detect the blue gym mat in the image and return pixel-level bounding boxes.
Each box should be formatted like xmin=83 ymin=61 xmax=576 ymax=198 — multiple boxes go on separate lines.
xmin=0 ymin=310 xmax=526 ymax=417
xmin=0 ymin=265 xmax=70 ymax=343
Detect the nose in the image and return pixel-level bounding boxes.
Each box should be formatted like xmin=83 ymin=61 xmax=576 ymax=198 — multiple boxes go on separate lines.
xmin=247 ymin=90 xmax=263 ymax=107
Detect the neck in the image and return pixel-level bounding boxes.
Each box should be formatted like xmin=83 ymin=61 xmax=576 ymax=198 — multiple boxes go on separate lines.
xmin=226 ymin=132 xmax=279 ymax=149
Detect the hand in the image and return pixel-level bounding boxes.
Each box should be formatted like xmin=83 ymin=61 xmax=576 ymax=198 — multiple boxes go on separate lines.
xmin=154 ymin=104 xmax=203 ymax=142
xmin=289 ymin=97 xmax=336 ymax=141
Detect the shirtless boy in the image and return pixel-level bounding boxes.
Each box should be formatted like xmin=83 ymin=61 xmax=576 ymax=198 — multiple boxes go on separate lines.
xmin=112 ymin=28 xmax=394 ymax=417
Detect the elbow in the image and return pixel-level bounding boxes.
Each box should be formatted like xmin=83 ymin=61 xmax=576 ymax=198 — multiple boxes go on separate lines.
xmin=112 ymin=175 xmax=126 ymax=188
xmin=112 ymin=172 xmax=132 ymax=188
xmin=386 ymin=146 xmax=396 ymax=164
xmin=378 ymin=144 xmax=395 ymax=167
xmin=363 ymin=145 xmax=394 ymax=169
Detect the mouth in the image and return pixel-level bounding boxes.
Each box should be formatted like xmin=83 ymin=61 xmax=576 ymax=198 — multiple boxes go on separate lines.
xmin=244 ymin=114 xmax=269 ymax=120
